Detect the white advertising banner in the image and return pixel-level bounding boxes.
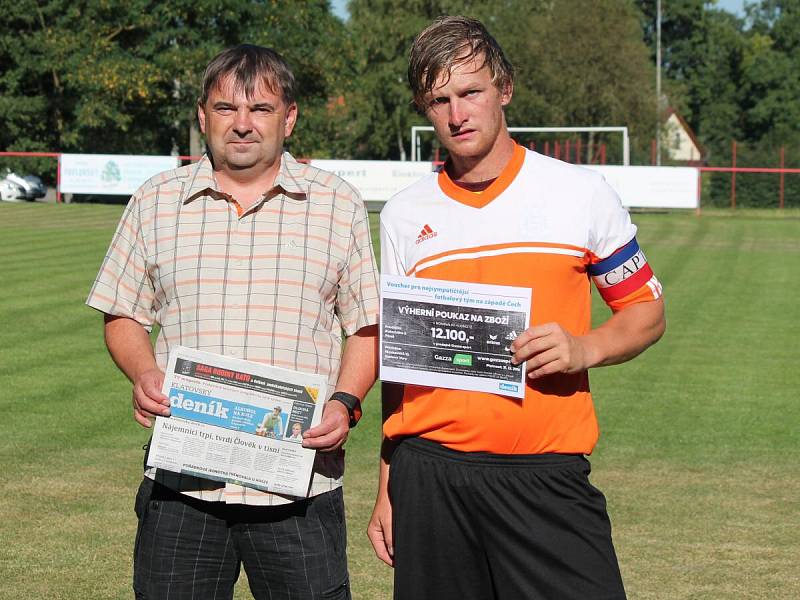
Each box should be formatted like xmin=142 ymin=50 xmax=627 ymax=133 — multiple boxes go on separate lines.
xmin=309 ymin=159 xmax=697 ymax=208
xmin=586 ymin=165 xmax=699 ymax=209
xmin=309 ymin=159 xmax=434 ymax=201
xmin=60 ymin=153 xmax=179 ymax=195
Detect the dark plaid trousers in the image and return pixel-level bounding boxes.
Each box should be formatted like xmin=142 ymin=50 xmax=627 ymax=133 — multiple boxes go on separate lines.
xmin=133 ymin=479 xmax=350 ymax=600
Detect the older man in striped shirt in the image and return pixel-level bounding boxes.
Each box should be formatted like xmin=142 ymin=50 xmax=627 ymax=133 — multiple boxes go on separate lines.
xmin=88 ymin=45 xmax=379 ymax=600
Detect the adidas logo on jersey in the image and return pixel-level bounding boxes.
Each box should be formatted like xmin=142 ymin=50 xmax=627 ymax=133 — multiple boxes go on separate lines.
xmin=416 ymin=224 xmax=438 ymax=244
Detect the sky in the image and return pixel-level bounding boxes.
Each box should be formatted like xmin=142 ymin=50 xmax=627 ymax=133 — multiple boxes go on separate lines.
xmin=330 ymin=1 xmax=749 ymax=21
xmin=716 ymin=0 xmax=747 ymax=14
xmin=331 ymin=0 xmax=348 ymax=20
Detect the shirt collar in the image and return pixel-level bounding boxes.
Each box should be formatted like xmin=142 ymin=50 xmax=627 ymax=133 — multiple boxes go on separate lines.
xmin=182 ymin=152 xmax=308 ymax=205
xmin=272 ymin=152 xmax=309 ymax=198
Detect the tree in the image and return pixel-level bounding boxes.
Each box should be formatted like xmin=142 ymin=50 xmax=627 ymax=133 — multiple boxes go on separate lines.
xmin=636 ymin=0 xmax=800 ymax=205
xmin=0 ymin=1 xmax=173 ymax=155
xmin=0 ymin=0 xmax=353 ymax=176
xmin=512 ymin=0 xmax=657 ymax=161
xmin=347 ymin=1 xmax=657 ymax=161
xmin=741 ymin=0 xmax=800 ymax=144
xmin=345 ymin=0 xmax=441 ymax=160
xmin=727 ymin=0 xmax=800 ymax=206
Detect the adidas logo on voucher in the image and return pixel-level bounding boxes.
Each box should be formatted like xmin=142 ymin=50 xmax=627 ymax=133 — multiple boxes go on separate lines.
xmin=416 ymin=224 xmax=438 ymax=244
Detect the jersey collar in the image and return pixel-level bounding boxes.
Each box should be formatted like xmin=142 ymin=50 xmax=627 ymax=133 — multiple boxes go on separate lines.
xmin=437 ymin=143 xmax=526 ymax=208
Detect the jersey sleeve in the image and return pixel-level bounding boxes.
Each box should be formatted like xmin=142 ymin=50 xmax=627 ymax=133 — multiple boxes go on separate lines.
xmin=379 ymin=208 xmax=406 ymax=277
xmin=587 ymin=177 xmax=663 ymax=312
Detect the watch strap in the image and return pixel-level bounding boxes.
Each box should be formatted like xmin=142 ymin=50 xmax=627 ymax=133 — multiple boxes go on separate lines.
xmin=329 ymin=391 xmax=362 ymax=428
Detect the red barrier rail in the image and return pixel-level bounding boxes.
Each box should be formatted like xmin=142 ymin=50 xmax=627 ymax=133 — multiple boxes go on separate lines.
xmin=698 ymin=165 xmax=800 ymax=209
xmin=696 ymin=141 xmax=799 ymax=209
xmin=700 ymin=167 xmax=800 ymax=172
xmin=1 ymin=150 xmax=798 ymax=209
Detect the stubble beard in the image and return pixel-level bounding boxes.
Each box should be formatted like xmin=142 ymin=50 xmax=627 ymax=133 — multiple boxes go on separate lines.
xmin=224 ymin=143 xmax=264 ymax=170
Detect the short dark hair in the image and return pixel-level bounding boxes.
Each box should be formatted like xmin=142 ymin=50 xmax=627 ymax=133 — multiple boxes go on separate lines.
xmin=199 ymin=44 xmax=296 ymax=106
xmin=408 ymin=16 xmax=514 ymax=111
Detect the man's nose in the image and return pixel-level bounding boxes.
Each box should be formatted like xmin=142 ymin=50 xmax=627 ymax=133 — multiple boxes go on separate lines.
xmin=233 ymin=108 xmax=253 ymax=134
xmin=448 ymin=99 xmax=467 ymax=128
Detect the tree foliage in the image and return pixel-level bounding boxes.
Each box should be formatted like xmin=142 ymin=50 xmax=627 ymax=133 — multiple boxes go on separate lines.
xmin=346 ymin=0 xmax=656 ymax=161
xmin=636 ymin=0 xmax=800 ymax=204
xmin=512 ymin=0 xmax=656 ymax=161
xmin=1 ymin=0 xmax=799 ymax=203
xmin=0 ymin=0 xmax=351 ymax=162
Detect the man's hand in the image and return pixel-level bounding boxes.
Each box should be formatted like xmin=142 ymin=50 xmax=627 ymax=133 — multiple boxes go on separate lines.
xmin=302 ymin=399 xmax=350 ymax=452
xmin=103 ymin=315 xmax=169 ymax=427
xmin=367 ymin=492 xmax=394 ymax=567
xmin=509 ymin=322 xmax=591 ymax=379
xmin=510 ymin=300 xmax=666 ymax=379
xmin=132 ymin=367 xmax=169 ymax=428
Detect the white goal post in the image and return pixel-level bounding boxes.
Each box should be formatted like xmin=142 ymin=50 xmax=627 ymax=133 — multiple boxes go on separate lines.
xmin=410 ymin=126 xmax=630 ymax=165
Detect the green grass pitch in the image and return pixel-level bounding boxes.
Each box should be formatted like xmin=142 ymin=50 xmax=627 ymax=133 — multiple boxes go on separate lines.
xmin=0 ymin=202 xmax=797 ymax=599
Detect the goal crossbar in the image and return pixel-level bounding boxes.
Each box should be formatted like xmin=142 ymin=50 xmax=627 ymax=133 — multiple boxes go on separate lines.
xmin=410 ymin=126 xmax=630 ymax=165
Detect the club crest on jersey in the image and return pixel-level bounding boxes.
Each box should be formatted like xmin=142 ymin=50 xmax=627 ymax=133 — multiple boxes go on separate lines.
xmin=416 ymin=224 xmax=438 ymax=244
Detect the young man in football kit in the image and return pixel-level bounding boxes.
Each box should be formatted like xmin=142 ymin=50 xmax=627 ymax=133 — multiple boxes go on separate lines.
xmin=368 ymin=16 xmax=665 ymax=600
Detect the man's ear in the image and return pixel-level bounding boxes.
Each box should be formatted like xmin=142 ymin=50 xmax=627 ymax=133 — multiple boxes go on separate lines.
xmin=500 ymin=81 xmax=513 ymax=107
xmin=197 ymin=103 xmax=206 ymax=135
xmin=284 ymin=102 xmax=298 ymax=138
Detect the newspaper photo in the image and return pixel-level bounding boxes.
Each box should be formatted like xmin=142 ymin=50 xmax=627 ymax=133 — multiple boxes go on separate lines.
xmin=380 ymin=275 xmax=531 ymax=398
xmin=146 ymin=346 xmax=326 ymax=498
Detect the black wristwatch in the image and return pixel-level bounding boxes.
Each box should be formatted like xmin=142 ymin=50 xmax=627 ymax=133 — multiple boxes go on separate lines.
xmin=330 ymin=391 xmax=362 ymax=428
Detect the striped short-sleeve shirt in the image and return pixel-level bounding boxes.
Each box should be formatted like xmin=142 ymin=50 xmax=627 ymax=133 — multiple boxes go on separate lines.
xmin=87 ymin=152 xmax=379 ymax=505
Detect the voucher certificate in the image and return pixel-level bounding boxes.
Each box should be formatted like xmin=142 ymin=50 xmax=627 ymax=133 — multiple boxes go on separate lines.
xmin=380 ymin=275 xmax=531 ymax=398
xmin=147 ymin=346 xmax=326 ymax=498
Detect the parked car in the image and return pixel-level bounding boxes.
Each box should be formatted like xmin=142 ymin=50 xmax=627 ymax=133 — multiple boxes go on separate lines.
xmin=23 ymin=174 xmax=47 ymax=199
xmin=0 ymin=178 xmax=27 ymax=202
xmin=2 ymin=171 xmax=46 ymax=200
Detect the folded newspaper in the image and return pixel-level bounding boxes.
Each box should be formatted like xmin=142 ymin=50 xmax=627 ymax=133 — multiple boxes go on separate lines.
xmin=147 ymin=346 xmax=326 ymax=497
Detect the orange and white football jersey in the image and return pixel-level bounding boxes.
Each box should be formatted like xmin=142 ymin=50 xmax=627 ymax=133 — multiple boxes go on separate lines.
xmin=380 ymin=145 xmax=662 ymax=455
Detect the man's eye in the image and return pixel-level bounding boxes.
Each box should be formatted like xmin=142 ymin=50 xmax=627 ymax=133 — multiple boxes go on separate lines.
xmin=431 ymin=97 xmax=448 ymax=106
